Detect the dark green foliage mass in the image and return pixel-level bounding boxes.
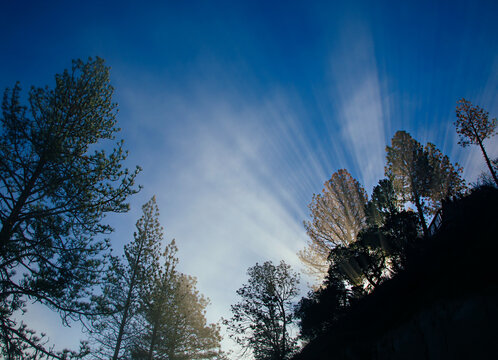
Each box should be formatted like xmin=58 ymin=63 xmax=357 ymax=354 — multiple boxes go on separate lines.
xmin=364 ymin=179 xmax=399 ymax=227
xmin=295 ymin=177 xmax=421 ymax=344
xmin=0 ymin=58 xmax=140 ymax=359
xmin=295 ymin=271 xmax=349 ymax=342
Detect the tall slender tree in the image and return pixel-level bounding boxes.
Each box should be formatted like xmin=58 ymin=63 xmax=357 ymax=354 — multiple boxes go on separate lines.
xmin=455 ymin=99 xmax=498 ymax=185
xmin=299 ymin=169 xmax=368 ymax=281
xmin=89 ymin=197 xmax=162 ymax=360
xmin=132 ymin=240 xmax=179 ymax=360
xmin=133 ymin=267 xmax=223 ymax=360
xmin=0 ymin=58 xmax=140 ymax=358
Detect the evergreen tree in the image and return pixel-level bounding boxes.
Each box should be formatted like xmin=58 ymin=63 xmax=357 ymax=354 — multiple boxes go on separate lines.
xmin=424 ymin=142 xmax=466 ymax=213
xmin=131 ymin=242 xmax=223 ymax=360
xmin=89 ymin=197 xmax=162 ymax=360
xmin=0 ymin=58 xmax=140 ymax=358
xmin=385 ymin=131 xmax=431 ymax=236
xmin=364 ymin=179 xmax=400 ymax=228
xmin=299 ymin=169 xmax=368 ymax=282
xmin=385 ymin=131 xmax=464 ymax=237
xmin=327 ymin=178 xmax=421 ymax=293
xmin=455 ymin=99 xmax=498 ymax=186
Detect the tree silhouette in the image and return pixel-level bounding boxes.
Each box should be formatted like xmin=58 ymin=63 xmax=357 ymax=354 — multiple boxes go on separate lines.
xmin=0 ymin=58 xmax=140 ymax=358
xmin=455 ymin=99 xmax=498 ymax=185
xmin=224 ymin=261 xmax=299 ymax=360
xmin=364 ymin=179 xmax=400 ymax=227
xmin=295 ymin=270 xmax=349 ymax=342
xmin=424 ymin=143 xmax=466 ymax=213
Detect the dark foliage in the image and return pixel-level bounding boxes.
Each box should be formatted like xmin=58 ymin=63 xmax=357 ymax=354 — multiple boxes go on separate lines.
xmin=0 ymin=58 xmax=140 ymax=358
xmin=295 ymin=271 xmax=349 ymax=342
xmin=293 ymin=186 xmax=498 ymax=360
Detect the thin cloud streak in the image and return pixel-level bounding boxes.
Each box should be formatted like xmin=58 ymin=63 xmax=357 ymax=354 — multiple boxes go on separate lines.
xmin=329 ymin=27 xmax=387 ymax=191
xmin=114 ymin=81 xmax=337 ymax=350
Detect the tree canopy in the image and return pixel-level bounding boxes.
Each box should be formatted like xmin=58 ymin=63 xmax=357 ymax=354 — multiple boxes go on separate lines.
xmin=224 ymin=261 xmax=300 ymax=360
xmin=385 ymin=131 xmax=464 ymax=237
xmin=132 ymin=246 xmax=223 ymax=360
xmin=89 ymin=197 xmax=223 ymax=360
xmin=0 ymin=58 xmax=140 ymax=358
xmin=299 ymin=169 xmax=368 ymax=281
xmin=455 ymin=99 xmax=498 ymax=185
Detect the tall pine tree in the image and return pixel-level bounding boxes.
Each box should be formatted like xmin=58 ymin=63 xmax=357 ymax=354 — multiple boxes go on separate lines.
xmin=90 ymin=197 xmax=162 ymax=360
xmin=0 ymin=58 xmax=140 ymax=358
xmin=385 ymin=131 xmax=465 ymax=237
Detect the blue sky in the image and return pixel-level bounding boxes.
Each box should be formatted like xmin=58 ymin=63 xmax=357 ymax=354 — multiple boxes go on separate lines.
xmin=1 ymin=0 xmax=497 ymax=354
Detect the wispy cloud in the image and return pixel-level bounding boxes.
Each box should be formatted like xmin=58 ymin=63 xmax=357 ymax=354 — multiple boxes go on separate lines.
xmin=111 ymin=79 xmax=335 ymax=350
xmin=328 ymin=26 xmax=387 ymax=191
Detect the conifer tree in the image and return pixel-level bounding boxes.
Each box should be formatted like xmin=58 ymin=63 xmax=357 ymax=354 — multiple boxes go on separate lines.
xmin=455 ymin=99 xmax=498 ymax=185
xmin=133 ymin=266 xmax=223 ymax=360
xmin=385 ymin=131 xmax=431 ymax=236
xmin=385 ymin=131 xmax=464 ymax=237
xmin=299 ymin=169 xmax=368 ymax=281
xmin=0 ymin=58 xmax=140 ymax=358
xmin=90 ymin=197 xmax=162 ymax=360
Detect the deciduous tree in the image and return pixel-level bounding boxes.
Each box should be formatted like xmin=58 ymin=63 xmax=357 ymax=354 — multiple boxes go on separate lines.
xmin=295 ymin=270 xmax=349 ymax=342
xmin=224 ymin=261 xmax=299 ymax=360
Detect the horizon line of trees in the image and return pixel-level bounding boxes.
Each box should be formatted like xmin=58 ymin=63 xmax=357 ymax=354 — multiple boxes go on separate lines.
xmin=1 ymin=56 xmax=496 ymax=360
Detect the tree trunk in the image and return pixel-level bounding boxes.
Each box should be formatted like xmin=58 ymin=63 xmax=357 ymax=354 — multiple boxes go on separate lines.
xmin=112 ymin=281 xmax=134 ymax=360
xmin=477 ymin=138 xmax=498 ymax=186
xmin=147 ymin=318 xmax=160 ymax=360
xmin=112 ymin=246 xmax=145 ymax=360
xmin=0 ymin=160 xmax=45 ymax=253
xmin=413 ymin=192 xmax=428 ymax=238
